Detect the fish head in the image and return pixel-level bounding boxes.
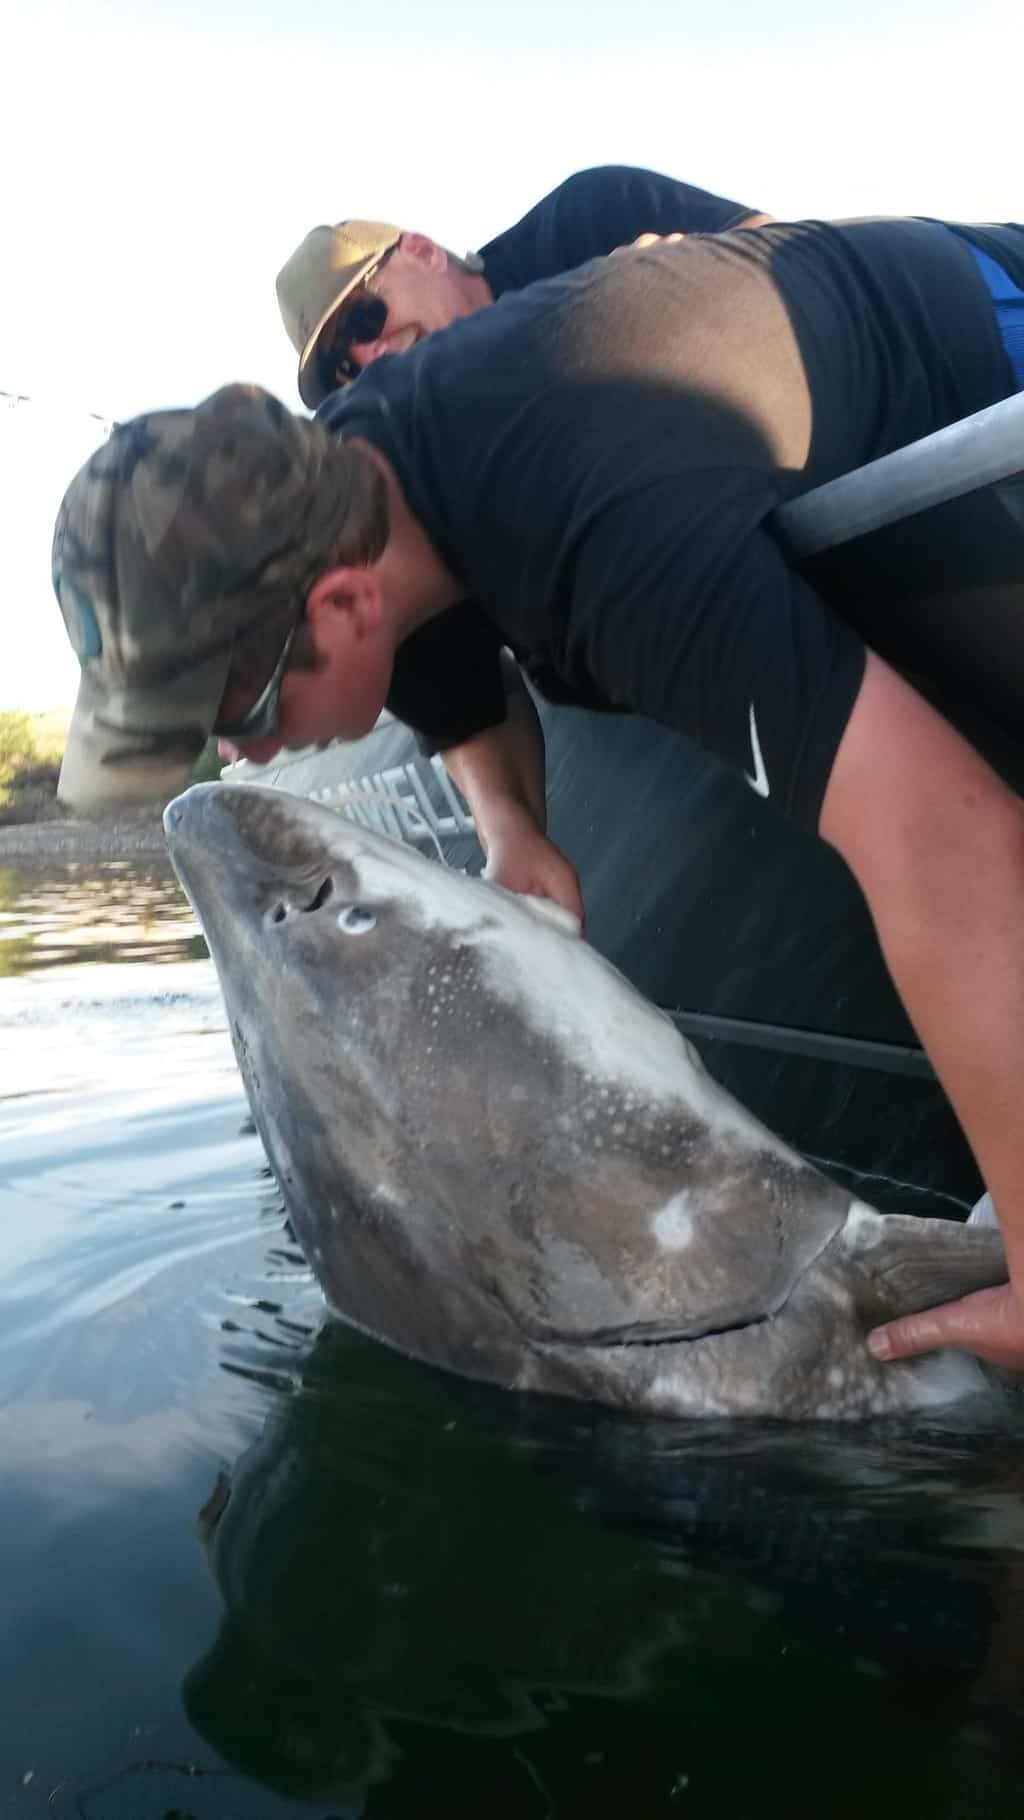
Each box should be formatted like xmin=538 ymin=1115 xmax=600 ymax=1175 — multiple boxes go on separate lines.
xmin=164 ymin=783 xmax=850 ymax=1382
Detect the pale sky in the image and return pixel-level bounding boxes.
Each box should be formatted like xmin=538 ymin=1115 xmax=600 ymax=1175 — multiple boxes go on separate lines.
xmin=3 ymin=0 xmax=1021 ymax=707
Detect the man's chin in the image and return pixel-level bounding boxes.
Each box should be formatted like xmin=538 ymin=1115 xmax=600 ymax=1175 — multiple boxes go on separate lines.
xmin=229 ymin=735 xmax=286 ymax=766
xmin=347 ymin=709 xmax=386 ymax=742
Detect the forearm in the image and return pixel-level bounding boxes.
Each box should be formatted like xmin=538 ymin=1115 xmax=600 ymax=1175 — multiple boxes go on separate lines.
xmin=821 ymin=653 xmax=1024 ymax=1276
xmin=859 ymin=816 xmax=1024 ymax=1275
xmin=441 ymin=664 xmax=584 ymax=922
xmin=441 ymin=658 xmax=548 ymax=848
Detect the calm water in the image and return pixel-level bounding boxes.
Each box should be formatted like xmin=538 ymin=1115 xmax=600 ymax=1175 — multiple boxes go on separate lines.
xmin=1 ymin=859 xmax=1022 ymax=1819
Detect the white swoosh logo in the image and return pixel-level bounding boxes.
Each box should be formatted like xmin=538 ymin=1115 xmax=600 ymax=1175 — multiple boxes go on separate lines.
xmin=744 ymin=702 xmax=769 ymax=798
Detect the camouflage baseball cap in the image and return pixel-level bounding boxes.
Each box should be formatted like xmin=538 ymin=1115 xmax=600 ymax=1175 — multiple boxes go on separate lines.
xmin=52 ymin=383 xmax=361 ymax=812
xmin=276 ymin=220 xmax=402 ymax=408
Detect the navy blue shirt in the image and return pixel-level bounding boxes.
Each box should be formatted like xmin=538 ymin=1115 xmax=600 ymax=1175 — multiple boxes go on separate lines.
xmin=480 ymin=165 xmax=760 ymax=296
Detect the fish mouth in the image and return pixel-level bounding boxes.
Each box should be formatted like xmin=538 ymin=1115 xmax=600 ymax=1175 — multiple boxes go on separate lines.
xmin=537 ymin=1313 xmax=771 ymax=1350
xmin=528 ymin=1218 xmax=856 ymax=1353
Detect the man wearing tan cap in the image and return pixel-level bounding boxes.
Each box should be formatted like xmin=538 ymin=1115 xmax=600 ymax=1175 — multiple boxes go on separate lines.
xmin=276 ymin=164 xmax=771 ymax=407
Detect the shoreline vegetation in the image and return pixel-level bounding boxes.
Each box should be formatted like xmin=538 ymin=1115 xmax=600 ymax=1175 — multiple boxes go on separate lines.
xmin=0 ymin=709 xmax=219 ymax=865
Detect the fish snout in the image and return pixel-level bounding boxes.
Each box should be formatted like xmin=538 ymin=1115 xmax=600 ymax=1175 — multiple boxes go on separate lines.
xmin=163 ymin=779 xmax=219 ymax=839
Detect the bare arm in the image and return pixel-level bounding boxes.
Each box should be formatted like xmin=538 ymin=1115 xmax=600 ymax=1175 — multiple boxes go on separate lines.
xmin=441 ymin=656 xmax=584 ymax=923
xmin=443 ymin=654 xmax=547 ymax=830
xmin=819 ymin=650 xmax=1024 ymax=1369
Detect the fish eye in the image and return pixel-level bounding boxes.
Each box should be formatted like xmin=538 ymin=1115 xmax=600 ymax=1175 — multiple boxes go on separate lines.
xmin=338 ymin=905 xmax=376 ymax=935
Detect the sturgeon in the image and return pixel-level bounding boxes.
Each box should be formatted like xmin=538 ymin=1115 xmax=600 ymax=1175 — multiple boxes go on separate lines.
xmin=164 ymin=782 xmax=1007 ymax=1420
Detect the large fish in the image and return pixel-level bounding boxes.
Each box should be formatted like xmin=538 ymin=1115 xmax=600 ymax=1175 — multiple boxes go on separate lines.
xmin=164 ymin=783 xmax=1008 ymax=1421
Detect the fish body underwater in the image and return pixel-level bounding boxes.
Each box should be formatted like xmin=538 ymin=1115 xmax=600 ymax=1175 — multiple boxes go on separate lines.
xmin=164 ymin=783 xmax=1007 ymax=1421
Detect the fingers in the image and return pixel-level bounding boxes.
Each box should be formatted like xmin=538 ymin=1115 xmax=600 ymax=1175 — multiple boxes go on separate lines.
xmin=483 ymin=858 xmax=585 ymax=927
xmin=868 ymin=1303 xmax=961 ymax=1361
xmin=482 ymin=828 xmax=584 ymax=921
xmin=868 ymin=1283 xmax=1023 ymax=1371
xmin=524 ymin=870 xmax=584 ymax=923
xmin=610 ymin=232 xmax=687 ymax=257
xmin=536 ymin=856 xmax=585 ymax=925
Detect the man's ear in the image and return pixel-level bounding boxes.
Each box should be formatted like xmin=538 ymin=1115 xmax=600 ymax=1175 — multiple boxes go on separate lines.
xmin=306 ymin=567 xmax=384 ymax=642
xmin=397 ymin=230 xmax=447 ymax=270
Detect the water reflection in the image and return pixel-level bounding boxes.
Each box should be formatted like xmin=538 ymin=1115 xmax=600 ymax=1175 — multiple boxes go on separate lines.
xmin=187 ymin=1327 xmax=1024 ymax=1819
xmin=1 ymin=863 xmax=1022 ymax=1819
xmin=0 ymin=859 xmax=204 ymax=976
xmin=0 ymin=864 xmax=324 ymax=1817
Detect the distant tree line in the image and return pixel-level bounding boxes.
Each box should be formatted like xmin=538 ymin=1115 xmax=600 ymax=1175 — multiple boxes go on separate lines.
xmin=0 ymin=710 xmax=222 ymax=820
xmin=0 ymin=711 xmax=65 ymax=811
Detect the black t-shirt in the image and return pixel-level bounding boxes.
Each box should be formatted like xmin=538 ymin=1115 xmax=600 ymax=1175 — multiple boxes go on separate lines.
xmin=319 ymin=217 xmax=1020 ymax=828
xmin=479 ymin=164 xmax=761 ymax=296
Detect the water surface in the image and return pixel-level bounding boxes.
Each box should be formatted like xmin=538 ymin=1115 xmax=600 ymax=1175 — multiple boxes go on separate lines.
xmin=1 ymin=861 xmax=1022 ymax=1818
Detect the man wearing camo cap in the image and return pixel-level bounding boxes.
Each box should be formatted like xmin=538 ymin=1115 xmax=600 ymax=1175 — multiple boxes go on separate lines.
xmin=51 ymin=387 xmax=388 ymax=808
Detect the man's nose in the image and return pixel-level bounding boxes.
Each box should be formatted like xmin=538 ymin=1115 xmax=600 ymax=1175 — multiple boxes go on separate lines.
xmin=352 ymin=340 xmax=386 ymax=371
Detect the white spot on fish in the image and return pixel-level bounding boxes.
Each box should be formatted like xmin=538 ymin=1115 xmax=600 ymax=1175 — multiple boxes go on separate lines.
xmin=967 ymin=1192 xmax=998 ymax=1229
xmin=652 ymin=1191 xmax=696 ymax=1251
xmin=845 ymin=1201 xmax=884 ymax=1248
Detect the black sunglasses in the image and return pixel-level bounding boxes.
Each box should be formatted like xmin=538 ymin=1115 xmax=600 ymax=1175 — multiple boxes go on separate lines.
xmin=320 ymin=249 xmax=396 ymax=387
xmin=213 ymin=613 xmax=301 ymax=742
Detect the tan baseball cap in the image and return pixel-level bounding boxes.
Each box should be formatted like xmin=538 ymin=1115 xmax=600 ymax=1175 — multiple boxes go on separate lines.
xmin=52 ymin=383 xmax=367 ymax=812
xmin=276 ymin=220 xmax=403 ymax=409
